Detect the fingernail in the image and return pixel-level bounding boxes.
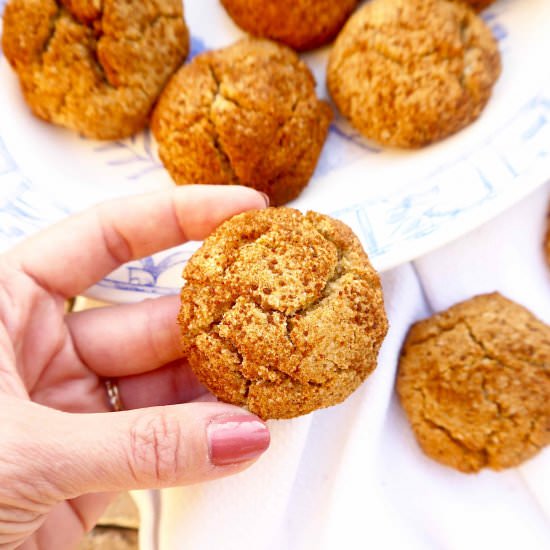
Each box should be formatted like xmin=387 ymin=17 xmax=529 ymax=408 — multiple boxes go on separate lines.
xmin=208 ymin=415 xmax=270 ymax=466
xmin=259 ymin=192 xmax=270 ymax=207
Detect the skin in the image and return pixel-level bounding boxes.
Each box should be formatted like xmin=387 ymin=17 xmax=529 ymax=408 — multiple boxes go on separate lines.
xmin=0 ymin=186 xmax=270 ymax=550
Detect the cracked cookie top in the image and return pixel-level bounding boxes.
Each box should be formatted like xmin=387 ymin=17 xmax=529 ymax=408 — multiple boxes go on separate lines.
xmin=397 ymin=293 xmax=550 ymax=473
xmin=219 ymin=0 xmax=359 ymax=51
xmin=178 ymin=207 xmax=388 ymax=419
xmin=327 ymin=0 xmax=501 ymax=148
xmin=151 ymin=38 xmax=333 ymax=206
xmin=2 ymin=0 xmax=189 ymax=139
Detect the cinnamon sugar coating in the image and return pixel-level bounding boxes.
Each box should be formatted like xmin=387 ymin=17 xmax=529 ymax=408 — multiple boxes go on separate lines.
xmin=220 ymin=0 xmax=358 ymax=51
xmin=2 ymin=0 xmax=189 ymax=139
xmin=178 ymin=208 xmax=388 ymax=419
xmin=397 ymin=293 xmax=550 ymax=473
xmin=327 ymin=0 xmax=501 ymax=148
xmin=151 ymin=38 xmax=332 ymax=206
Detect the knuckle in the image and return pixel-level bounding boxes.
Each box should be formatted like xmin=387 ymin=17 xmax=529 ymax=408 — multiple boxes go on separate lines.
xmin=96 ymin=207 xmax=133 ymax=265
xmin=127 ymin=412 xmax=184 ymax=485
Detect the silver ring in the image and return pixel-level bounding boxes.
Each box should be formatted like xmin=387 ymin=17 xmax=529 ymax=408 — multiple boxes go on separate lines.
xmin=105 ymin=379 xmax=124 ymax=412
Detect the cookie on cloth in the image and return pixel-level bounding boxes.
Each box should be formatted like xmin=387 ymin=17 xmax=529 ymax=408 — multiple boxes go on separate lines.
xmin=220 ymin=0 xmax=359 ymax=51
xmin=327 ymin=0 xmax=501 ymax=148
xmin=178 ymin=207 xmax=388 ymax=419
xmin=2 ymin=0 xmax=189 ymax=139
xmin=397 ymin=293 xmax=550 ymax=473
xmin=152 ymin=38 xmax=332 ymax=206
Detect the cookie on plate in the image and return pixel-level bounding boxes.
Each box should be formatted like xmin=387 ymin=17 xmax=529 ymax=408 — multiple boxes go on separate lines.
xmin=178 ymin=208 xmax=388 ymax=419
xmin=2 ymin=0 xmax=189 ymax=139
xmin=152 ymin=38 xmax=332 ymax=206
xmin=220 ymin=0 xmax=358 ymax=51
xmin=458 ymin=0 xmax=495 ymax=11
xmin=327 ymin=0 xmax=501 ymax=148
xmin=397 ymin=293 xmax=550 ymax=473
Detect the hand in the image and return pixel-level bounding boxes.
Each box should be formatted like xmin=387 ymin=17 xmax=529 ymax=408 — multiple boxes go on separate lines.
xmin=0 ymin=186 xmax=271 ymax=550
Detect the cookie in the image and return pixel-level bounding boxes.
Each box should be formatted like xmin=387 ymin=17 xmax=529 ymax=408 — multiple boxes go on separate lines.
xmin=327 ymin=0 xmax=501 ymax=148
xmin=152 ymin=38 xmax=332 ymax=206
xmin=397 ymin=293 xmax=550 ymax=473
xmin=458 ymin=0 xmax=495 ymax=11
xmin=220 ymin=0 xmax=358 ymax=51
xmin=2 ymin=0 xmax=189 ymax=139
xmin=178 ymin=207 xmax=388 ymax=419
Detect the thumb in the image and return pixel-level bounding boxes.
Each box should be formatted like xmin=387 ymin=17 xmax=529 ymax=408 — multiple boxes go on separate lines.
xmin=30 ymin=402 xmax=270 ymax=498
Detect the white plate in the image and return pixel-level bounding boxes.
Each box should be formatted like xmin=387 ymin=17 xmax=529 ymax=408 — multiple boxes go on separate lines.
xmin=1 ymin=0 xmax=550 ymax=303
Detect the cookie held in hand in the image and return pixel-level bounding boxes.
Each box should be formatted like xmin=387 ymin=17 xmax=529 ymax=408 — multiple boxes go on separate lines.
xmin=397 ymin=293 xmax=550 ymax=473
xmin=220 ymin=0 xmax=359 ymax=51
xmin=152 ymin=38 xmax=332 ymax=206
xmin=178 ymin=208 xmax=388 ymax=419
xmin=2 ymin=0 xmax=189 ymax=139
xmin=327 ymin=0 xmax=501 ymax=148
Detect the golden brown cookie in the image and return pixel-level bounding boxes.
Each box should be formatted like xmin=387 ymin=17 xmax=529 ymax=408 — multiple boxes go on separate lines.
xmin=397 ymin=293 xmax=550 ymax=473
xmin=2 ymin=0 xmax=189 ymax=139
xmin=178 ymin=207 xmax=388 ymax=419
xmin=457 ymin=0 xmax=495 ymax=11
xmin=152 ymin=38 xmax=332 ymax=206
xmin=220 ymin=0 xmax=359 ymax=51
xmin=327 ymin=0 xmax=501 ymax=148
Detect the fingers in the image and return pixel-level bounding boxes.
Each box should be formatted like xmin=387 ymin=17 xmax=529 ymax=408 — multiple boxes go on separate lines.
xmin=32 ymin=493 xmax=118 ymax=550
xmin=18 ymin=402 xmax=269 ymax=499
xmin=66 ymin=295 xmax=207 ymax=410
xmin=7 ymin=186 xmax=268 ymax=298
xmin=116 ymin=359 xmax=207 ymax=410
xmin=66 ymin=295 xmax=182 ymax=378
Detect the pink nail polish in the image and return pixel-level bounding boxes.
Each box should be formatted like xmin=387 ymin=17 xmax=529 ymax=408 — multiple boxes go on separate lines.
xmin=259 ymin=192 xmax=270 ymax=207
xmin=208 ymin=415 xmax=270 ymax=466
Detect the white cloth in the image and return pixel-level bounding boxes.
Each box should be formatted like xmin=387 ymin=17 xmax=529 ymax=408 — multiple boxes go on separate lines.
xmin=135 ymin=182 xmax=550 ymax=550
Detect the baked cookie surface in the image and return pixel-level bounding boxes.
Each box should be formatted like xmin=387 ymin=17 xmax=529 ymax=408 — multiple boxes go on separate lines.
xmin=152 ymin=38 xmax=332 ymax=206
xmin=2 ymin=0 xmax=189 ymax=139
xmin=458 ymin=0 xmax=495 ymax=11
xmin=327 ymin=0 xmax=501 ymax=148
xmin=178 ymin=208 xmax=388 ymax=419
xmin=220 ymin=0 xmax=358 ymax=51
xmin=397 ymin=293 xmax=550 ymax=473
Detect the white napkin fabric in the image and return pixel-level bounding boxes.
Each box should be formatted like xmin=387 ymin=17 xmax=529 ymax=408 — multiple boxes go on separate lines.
xmin=137 ymin=182 xmax=550 ymax=550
